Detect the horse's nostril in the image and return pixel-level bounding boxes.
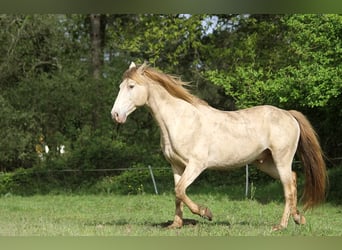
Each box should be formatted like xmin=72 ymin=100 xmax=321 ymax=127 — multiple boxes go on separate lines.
xmin=111 ymin=111 xmax=118 ymax=121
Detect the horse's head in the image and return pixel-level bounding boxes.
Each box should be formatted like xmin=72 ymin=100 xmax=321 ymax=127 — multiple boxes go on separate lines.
xmin=111 ymin=62 xmax=149 ymax=123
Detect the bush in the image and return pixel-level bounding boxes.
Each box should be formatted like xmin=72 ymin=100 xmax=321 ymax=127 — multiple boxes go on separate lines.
xmin=0 ymin=96 xmax=39 ymax=171
xmin=91 ymin=164 xmax=174 ymax=195
xmin=327 ymin=166 xmax=342 ymax=204
xmin=0 ymin=125 xmax=171 ymax=195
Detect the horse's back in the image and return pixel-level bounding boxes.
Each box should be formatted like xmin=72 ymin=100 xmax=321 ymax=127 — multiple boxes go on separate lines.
xmin=227 ymin=105 xmax=300 ymax=147
xmin=201 ymin=105 xmax=300 ymax=168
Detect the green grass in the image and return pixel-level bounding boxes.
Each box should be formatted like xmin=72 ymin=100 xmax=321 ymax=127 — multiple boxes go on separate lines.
xmin=0 ymin=192 xmax=341 ymax=236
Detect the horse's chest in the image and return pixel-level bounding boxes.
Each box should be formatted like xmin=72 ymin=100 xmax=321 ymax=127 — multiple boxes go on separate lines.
xmin=158 ymin=113 xmax=202 ymax=166
xmin=161 ymin=137 xmax=188 ymax=167
xmin=163 ymin=144 xmax=174 ymax=160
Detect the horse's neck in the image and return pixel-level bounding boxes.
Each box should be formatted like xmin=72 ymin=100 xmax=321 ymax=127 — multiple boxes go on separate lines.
xmin=147 ymin=85 xmax=183 ymax=120
xmin=146 ymin=84 xmax=198 ymax=139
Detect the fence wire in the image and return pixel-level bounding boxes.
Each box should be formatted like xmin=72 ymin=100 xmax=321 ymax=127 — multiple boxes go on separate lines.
xmin=2 ymin=157 xmax=341 ymax=196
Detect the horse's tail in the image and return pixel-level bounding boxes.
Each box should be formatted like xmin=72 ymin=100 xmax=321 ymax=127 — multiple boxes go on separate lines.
xmin=289 ymin=110 xmax=327 ymax=211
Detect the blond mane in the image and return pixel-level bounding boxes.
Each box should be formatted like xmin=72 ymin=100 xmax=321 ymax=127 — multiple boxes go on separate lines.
xmin=124 ymin=64 xmax=205 ymax=105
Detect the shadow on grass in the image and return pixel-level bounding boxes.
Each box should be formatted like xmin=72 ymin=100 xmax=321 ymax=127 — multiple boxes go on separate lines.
xmin=153 ymin=219 xmax=235 ymax=228
xmin=86 ymin=218 xmax=234 ymax=229
xmin=152 ymin=218 xmax=199 ymax=228
xmin=85 ymin=218 xmax=200 ymax=228
xmin=86 ymin=217 xmax=275 ymax=230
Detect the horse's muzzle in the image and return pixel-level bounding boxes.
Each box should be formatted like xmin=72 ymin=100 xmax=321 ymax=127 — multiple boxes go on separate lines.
xmin=112 ymin=111 xmax=127 ymax=124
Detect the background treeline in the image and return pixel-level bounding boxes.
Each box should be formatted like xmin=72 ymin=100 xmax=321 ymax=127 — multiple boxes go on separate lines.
xmin=0 ymin=14 xmax=341 ymax=197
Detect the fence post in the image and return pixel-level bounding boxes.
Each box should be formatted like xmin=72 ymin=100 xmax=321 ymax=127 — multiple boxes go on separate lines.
xmin=148 ymin=165 xmax=158 ymax=195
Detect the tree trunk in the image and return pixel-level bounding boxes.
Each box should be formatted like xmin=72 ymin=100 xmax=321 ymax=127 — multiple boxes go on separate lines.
xmin=89 ymin=14 xmax=106 ymax=79
xmin=89 ymin=14 xmax=106 ymax=128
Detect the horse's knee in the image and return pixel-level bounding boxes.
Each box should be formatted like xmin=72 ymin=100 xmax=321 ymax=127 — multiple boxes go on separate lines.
xmin=174 ymin=186 xmax=185 ymax=200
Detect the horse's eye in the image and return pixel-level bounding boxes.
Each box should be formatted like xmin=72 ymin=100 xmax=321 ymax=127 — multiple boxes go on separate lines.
xmin=128 ymin=84 xmax=135 ymax=89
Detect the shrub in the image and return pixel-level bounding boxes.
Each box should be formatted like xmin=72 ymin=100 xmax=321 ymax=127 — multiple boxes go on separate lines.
xmin=91 ymin=164 xmax=174 ymax=195
xmin=327 ymin=166 xmax=342 ymax=204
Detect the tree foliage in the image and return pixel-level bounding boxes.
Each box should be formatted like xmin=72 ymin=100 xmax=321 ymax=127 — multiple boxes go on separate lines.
xmin=204 ymin=14 xmax=342 ymax=109
xmin=0 ymin=14 xmax=341 ymax=178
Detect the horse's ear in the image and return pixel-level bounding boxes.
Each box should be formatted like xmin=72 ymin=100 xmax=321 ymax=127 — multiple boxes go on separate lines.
xmin=137 ymin=61 xmax=148 ymax=74
xmin=129 ymin=62 xmax=136 ymax=69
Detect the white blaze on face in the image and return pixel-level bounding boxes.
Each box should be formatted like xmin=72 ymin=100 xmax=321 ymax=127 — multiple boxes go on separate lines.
xmin=111 ymin=80 xmax=136 ymax=123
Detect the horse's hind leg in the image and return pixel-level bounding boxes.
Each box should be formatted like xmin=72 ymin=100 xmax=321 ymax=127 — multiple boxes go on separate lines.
xmin=274 ymin=167 xmax=305 ymax=230
xmin=270 ymin=168 xmax=292 ymax=230
xmin=291 ymin=172 xmax=306 ymax=225
xmin=256 ymin=156 xmax=291 ymax=229
xmin=256 ymin=153 xmax=305 ymax=230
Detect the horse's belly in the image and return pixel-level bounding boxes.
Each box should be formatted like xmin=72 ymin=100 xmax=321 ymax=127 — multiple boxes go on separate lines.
xmin=206 ymin=143 xmax=266 ymax=169
xmin=207 ymin=158 xmax=251 ymax=170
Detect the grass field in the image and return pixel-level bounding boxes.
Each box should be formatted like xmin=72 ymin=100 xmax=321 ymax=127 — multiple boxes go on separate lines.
xmin=0 ymin=190 xmax=341 ymax=236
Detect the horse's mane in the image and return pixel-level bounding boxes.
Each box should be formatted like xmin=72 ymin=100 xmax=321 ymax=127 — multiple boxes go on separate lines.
xmin=124 ymin=63 xmax=206 ymax=106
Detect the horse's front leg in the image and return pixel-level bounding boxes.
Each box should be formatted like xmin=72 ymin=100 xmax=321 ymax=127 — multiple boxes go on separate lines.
xmin=174 ymin=162 xmax=213 ymax=223
xmin=168 ymin=198 xmax=184 ymax=228
xmin=168 ymin=165 xmax=185 ymax=228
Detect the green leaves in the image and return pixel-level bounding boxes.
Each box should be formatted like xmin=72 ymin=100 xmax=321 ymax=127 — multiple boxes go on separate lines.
xmin=106 ymin=14 xmax=206 ymax=71
xmin=0 ymin=14 xmax=341 ymax=172
xmin=0 ymin=95 xmax=39 ymax=170
xmin=203 ymin=14 xmax=342 ymax=109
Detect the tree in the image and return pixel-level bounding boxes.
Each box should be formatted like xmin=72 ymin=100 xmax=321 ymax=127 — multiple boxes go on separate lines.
xmin=89 ymin=14 xmax=106 ymax=79
xmin=0 ymin=14 xmax=107 ymax=170
xmin=0 ymin=14 xmax=341 ymax=172
xmin=0 ymin=14 xmax=65 ymax=170
xmin=87 ymin=14 xmax=108 ymax=129
xmin=203 ymin=14 xmax=342 ymax=109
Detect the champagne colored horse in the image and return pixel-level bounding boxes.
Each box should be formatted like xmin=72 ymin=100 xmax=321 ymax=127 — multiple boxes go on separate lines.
xmin=111 ymin=62 xmax=327 ymax=230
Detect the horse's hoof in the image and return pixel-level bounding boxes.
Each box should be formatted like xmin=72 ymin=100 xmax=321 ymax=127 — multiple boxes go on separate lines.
xmin=200 ymin=207 xmax=213 ymax=221
xmin=272 ymin=224 xmax=285 ymax=231
xmin=293 ymin=214 xmax=306 ymax=225
xmin=167 ymin=222 xmax=182 ymax=229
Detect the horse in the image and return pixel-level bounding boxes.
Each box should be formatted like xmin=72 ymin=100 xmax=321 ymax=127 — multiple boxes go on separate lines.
xmin=111 ymin=62 xmax=327 ymax=230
